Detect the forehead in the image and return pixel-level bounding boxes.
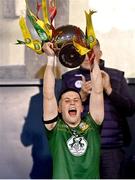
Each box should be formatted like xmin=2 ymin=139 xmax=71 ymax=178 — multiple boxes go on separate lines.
xmin=61 ymin=91 xmax=80 ymax=99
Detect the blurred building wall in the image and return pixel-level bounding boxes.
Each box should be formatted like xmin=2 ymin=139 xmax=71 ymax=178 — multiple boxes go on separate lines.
xmin=0 ymin=0 xmax=135 ymax=78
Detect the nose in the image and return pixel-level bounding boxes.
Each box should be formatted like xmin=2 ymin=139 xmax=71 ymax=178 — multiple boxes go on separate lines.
xmin=70 ymin=100 xmax=75 ymax=105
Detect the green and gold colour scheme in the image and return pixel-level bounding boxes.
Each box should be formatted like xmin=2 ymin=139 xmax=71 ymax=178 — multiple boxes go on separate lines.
xmin=17 ymin=0 xmax=97 ymax=67
xmin=45 ymin=114 xmax=101 ymax=179
xmin=17 ymin=0 xmax=56 ymax=54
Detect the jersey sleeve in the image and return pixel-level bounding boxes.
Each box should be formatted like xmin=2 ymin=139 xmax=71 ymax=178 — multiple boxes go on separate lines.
xmin=84 ymin=113 xmax=101 ymax=130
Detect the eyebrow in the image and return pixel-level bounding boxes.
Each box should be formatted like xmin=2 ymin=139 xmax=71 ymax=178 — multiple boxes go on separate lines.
xmin=62 ymin=97 xmax=80 ymax=100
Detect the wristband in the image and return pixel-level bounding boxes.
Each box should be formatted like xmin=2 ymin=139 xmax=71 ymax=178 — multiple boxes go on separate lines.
xmin=43 ymin=117 xmax=57 ymax=124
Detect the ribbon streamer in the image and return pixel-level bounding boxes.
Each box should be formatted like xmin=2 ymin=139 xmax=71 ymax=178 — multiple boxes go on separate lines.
xmin=17 ymin=0 xmax=97 ymax=59
xmin=73 ymin=41 xmax=90 ymax=56
xmin=19 ymin=16 xmax=43 ymax=54
xmin=27 ymin=10 xmax=49 ymax=41
xmin=85 ymin=10 xmax=97 ymax=49
xmin=73 ymin=10 xmax=97 ymax=55
xmin=36 ymin=0 xmax=42 ymax=18
xmin=19 ymin=16 xmax=33 ymax=46
xmin=49 ymin=0 xmax=57 ymax=23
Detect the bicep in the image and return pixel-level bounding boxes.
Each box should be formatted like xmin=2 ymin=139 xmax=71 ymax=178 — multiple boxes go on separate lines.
xmin=43 ymin=95 xmax=58 ymax=123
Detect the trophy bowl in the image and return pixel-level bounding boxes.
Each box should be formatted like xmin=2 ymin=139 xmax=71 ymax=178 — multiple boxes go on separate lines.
xmin=52 ymin=25 xmax=86 ymax=68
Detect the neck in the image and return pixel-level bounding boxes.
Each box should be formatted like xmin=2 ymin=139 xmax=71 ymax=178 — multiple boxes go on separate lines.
xmin=64 ymin=118 xmax=81 ymax=128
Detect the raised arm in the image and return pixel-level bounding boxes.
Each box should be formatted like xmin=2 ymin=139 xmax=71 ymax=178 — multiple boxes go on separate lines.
xmin=89 ymin=49 xmax=104 ymax=125
xmin=43 ymin=43 xmax=58 ymax=130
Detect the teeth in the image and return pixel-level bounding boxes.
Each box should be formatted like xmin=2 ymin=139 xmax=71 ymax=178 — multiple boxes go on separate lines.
xmin=69 ymin=107 xmax=76 ymax=110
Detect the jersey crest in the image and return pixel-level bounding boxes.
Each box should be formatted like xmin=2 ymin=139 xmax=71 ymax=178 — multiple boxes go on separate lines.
xmin=67 ymin=135 xmax=88 ymax=156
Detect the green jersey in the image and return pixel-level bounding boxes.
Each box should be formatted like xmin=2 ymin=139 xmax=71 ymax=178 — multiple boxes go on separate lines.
xmin=45 ymin=113 xmax=101 ymax=179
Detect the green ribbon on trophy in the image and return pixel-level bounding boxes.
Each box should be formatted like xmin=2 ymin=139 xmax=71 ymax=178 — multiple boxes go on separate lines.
xmin=17 ymin=0 xmax=97 ymax=68
xmin=17 ymin=0 xmax=55 ymax=54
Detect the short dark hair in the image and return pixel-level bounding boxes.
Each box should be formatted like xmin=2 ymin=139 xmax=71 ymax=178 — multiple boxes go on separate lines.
xmin=58 ymin=88 xmax=82 ymax=102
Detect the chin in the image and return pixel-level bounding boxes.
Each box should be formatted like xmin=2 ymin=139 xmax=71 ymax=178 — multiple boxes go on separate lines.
xmin=68 ymin=116 xmax=80 ymax=126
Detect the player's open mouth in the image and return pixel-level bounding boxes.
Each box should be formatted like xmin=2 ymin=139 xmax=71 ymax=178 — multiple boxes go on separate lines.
xmin=68 ymin=108 xmax=77 ymax=116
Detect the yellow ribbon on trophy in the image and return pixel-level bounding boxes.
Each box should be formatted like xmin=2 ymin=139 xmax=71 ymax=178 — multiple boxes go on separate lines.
xmin=73 ymin=41 xmax=90 ymax=56
xmin=42 ymin=0 xmax=50 ymax=25
xmin=18 ymin=16 xmax=43 ymax=54
xmin=17 ymin=0 xmax=54 ymax=54
xmin=73 ymin=10 xmax=97 ymax=56
xmin=85 ymin=10 xmax=97 ymax=49
xmin=42 ymin=0 xmax=52 ymax=39
xmin=26 ymin=0 xmax=52 ymax=41
xmin=17 ymin=0 xmax=97 ymax=58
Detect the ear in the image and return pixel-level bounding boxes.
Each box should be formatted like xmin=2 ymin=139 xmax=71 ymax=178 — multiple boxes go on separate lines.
xmin=99 ymin=50 xmax=102 ymax=57
xmin=58 ymin=107 xmax=61 ymax=113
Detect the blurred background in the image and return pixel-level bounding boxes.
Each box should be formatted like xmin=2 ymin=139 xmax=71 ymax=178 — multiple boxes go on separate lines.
xmin=0 ymin=0 xmax=135 ymax=78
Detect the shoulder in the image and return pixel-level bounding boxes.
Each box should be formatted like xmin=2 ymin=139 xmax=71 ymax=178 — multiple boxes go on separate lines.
xmin=83 ymin=113 xmax=100 ymax=128
xmin=105 ymin=67 xmax=124 ymax=80
xmin=62 ymin=68 xmax=80 ymax=78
